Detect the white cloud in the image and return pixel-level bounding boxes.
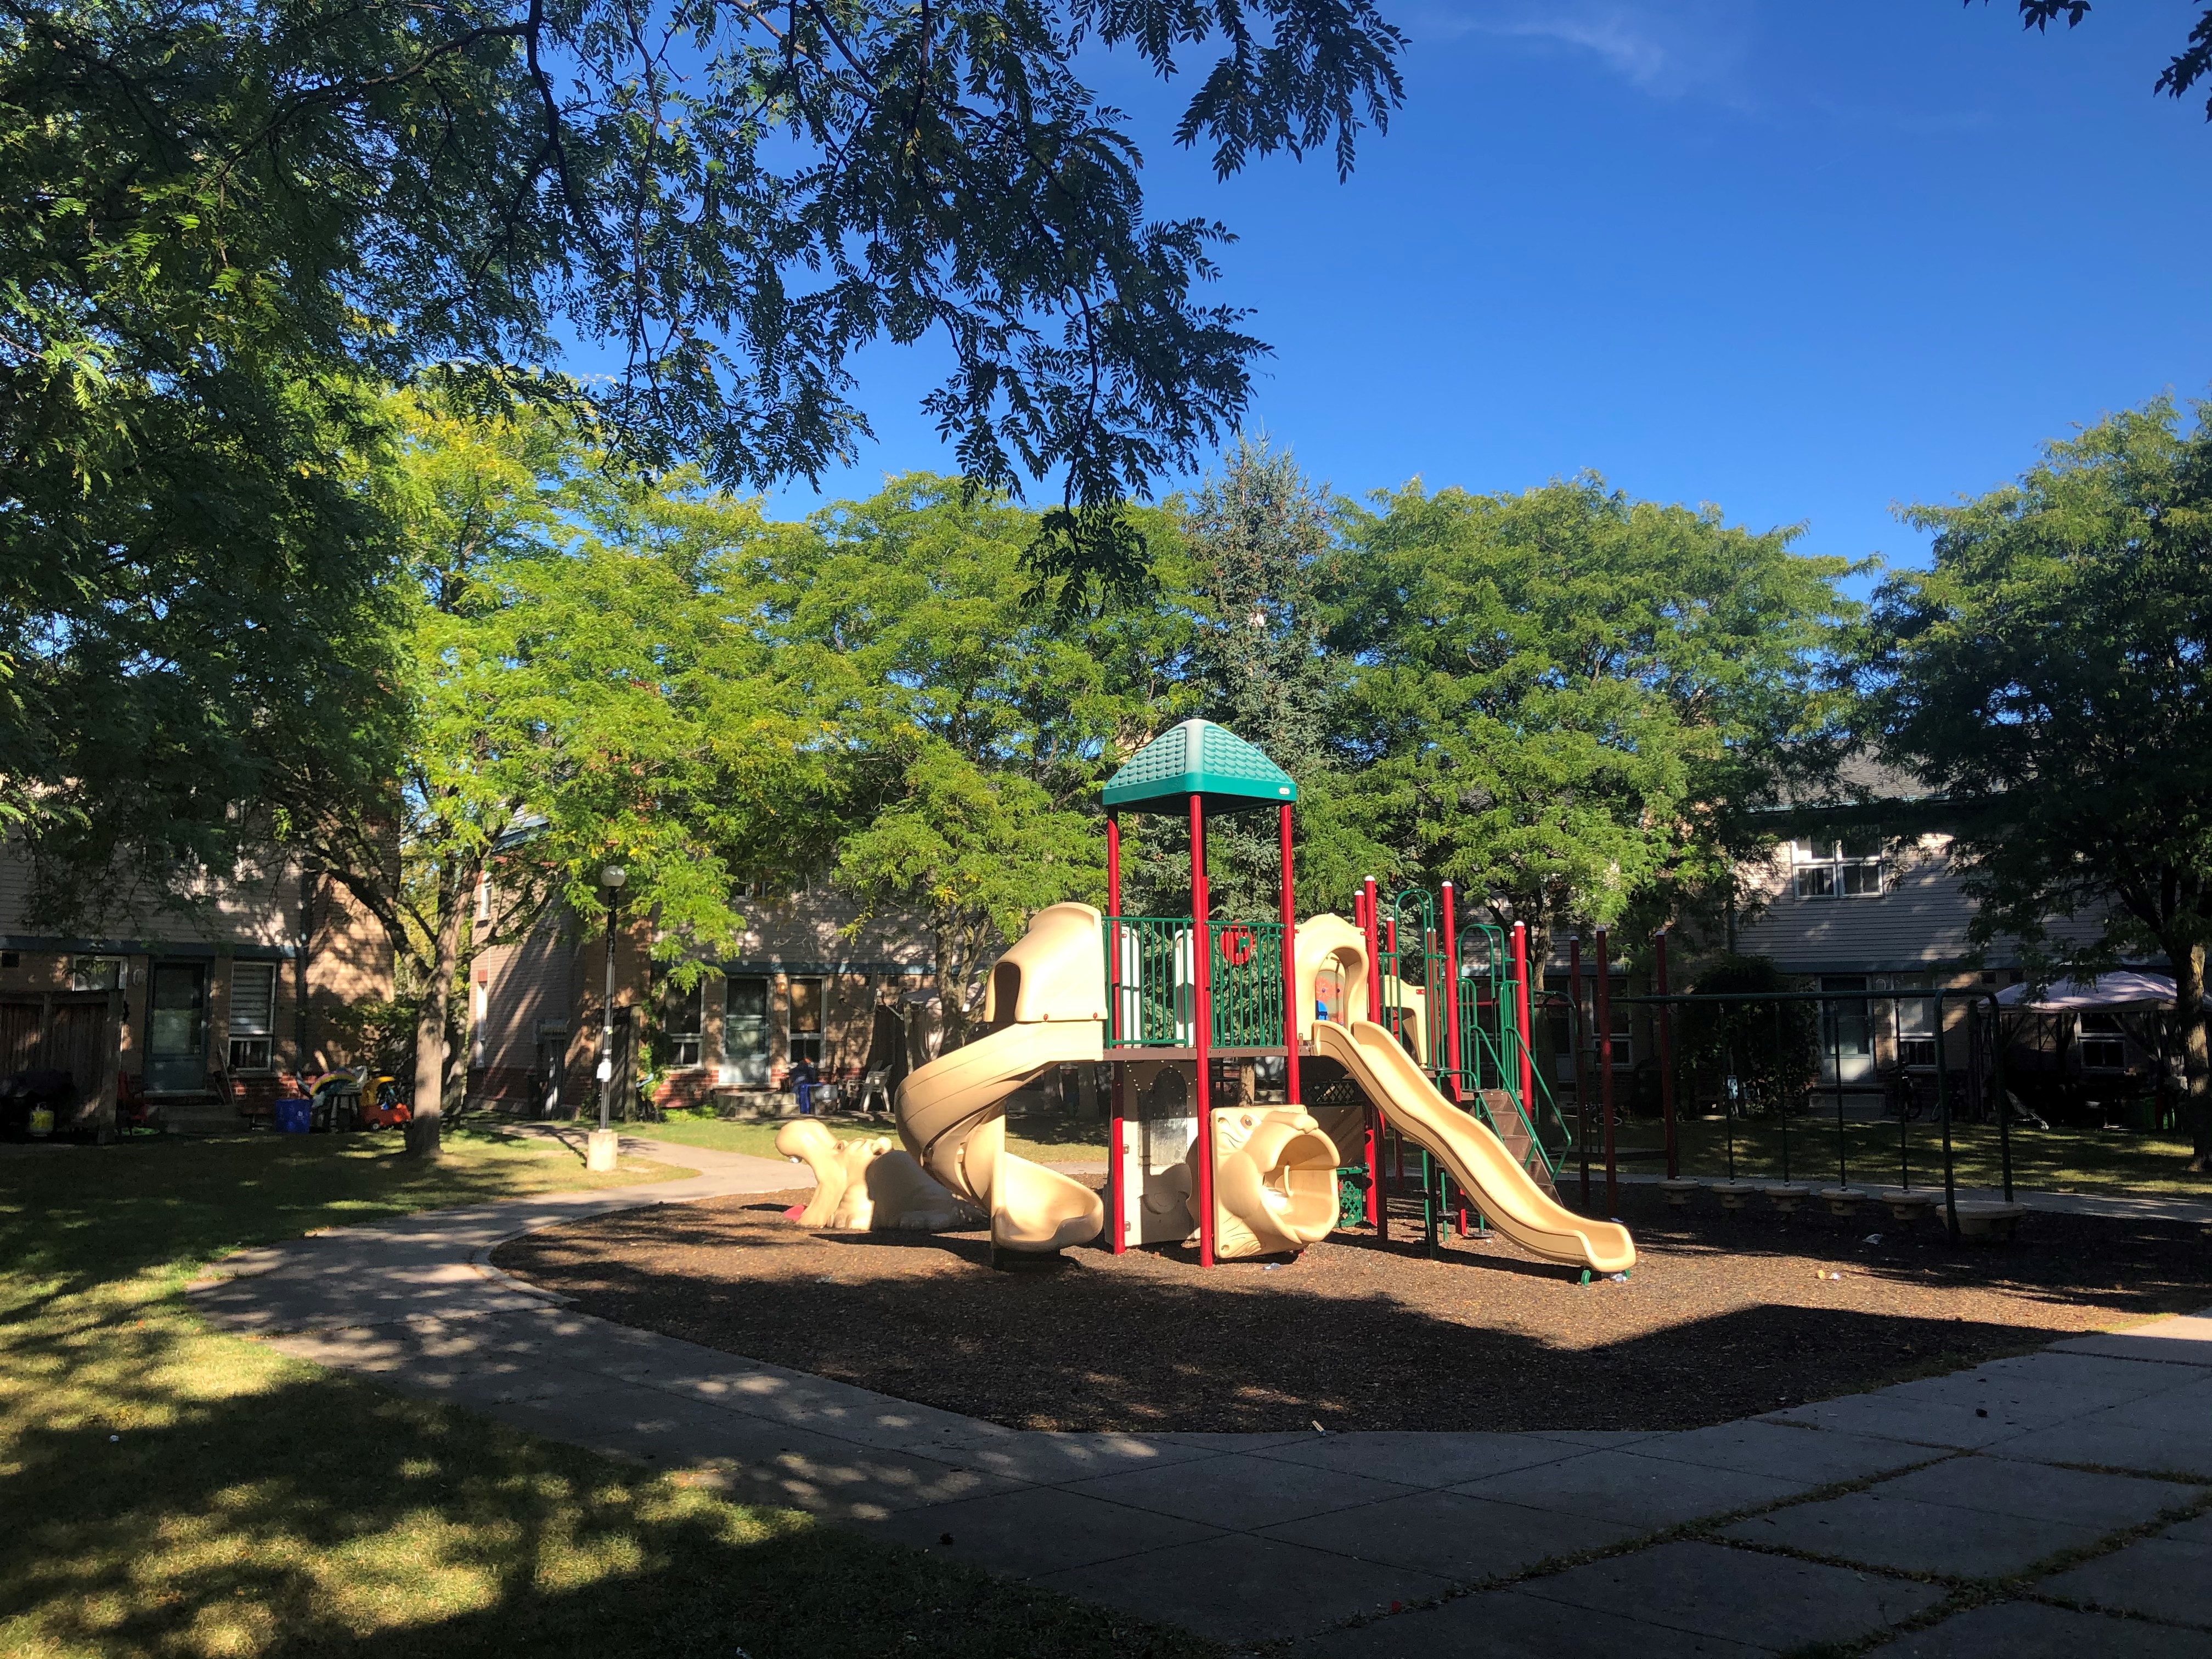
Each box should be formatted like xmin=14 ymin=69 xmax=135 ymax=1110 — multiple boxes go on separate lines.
xmin=1407 ymin=1 xmax=1758 ymax=101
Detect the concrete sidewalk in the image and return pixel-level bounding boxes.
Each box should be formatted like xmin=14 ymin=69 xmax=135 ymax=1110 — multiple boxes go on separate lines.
xmin=190 ymin=1154 xmax=2212 ymax=1656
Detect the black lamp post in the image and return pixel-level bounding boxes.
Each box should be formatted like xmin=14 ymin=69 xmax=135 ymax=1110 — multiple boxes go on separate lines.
xmin=597 ymin=865 xmax=627 ymax=1133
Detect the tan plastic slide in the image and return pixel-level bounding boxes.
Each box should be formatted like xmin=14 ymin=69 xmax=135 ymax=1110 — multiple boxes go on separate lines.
xmin=1315 ymin=1017 xmax=1636 ymax=1276
xmin=895 ymin=902 xmax=1107 ymax=1254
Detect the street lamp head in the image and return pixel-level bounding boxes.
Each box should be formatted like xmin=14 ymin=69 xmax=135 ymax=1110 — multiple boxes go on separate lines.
xmin=600 ymin=865 xmax=627 ymax=892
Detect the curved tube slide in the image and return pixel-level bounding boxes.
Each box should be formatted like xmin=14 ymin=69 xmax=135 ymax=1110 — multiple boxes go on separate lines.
xmin=895 ymin=902 xmax=1107 ymax=1253
xmin=1316 ymin=1018 xmax=1636 ymax=1275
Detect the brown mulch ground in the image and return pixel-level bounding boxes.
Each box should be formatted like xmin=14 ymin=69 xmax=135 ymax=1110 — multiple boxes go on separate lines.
xmin=491 ymin=1182 xmax=2212 ymax=1434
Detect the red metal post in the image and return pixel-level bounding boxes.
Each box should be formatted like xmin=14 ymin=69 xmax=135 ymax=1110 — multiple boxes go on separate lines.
xmin=1279 ymin=802 xmax=1299 ymax=1106
xmin=1511 ymin=922 xmax=1534 ymax=1114
xmin=1597 ymin=926 xmax=1617 ymax=1217
xmin=1656 ymin=928 xmax=1677 ymax=1182
xmin=1442 ymin=882 xmax=1464 ymax=1104
xmin=1570 ymin=936 xmax=1589 ymax=1208
xmin=1353 ymin=884 xmax=1371 ymax=1026
xmin=1190 ymin=794 xmax=1215 ymax=1267
xmin=1107 ymin=811 xmax=1126 ymax=1254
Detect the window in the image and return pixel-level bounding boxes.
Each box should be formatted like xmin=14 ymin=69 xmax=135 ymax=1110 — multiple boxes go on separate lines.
xmin=725 ymin=978 xmax=769 ymax=1060
xmin=1566 ymin=981 xmax=1633 ymax=1067
xmin=2078 ymin=1011 xmax=2128 ymax=1071
xmin=1792 ymin=839 xmax=1882 ymax=899
xmin=1896 ymin=993 xmax=1938 ymax=1070
xmin=659 ymin=978 xmax=703 ymax=1068
xmin=1604 ymin=982 xmax=1632 ymax=1065
xmin=228 ymin=962 xmax=276 ymax=1071
xmin=69 ymin=955 xmax=122 ymax=992
xmin=787 ymin=977 xmax=825 ymax=1066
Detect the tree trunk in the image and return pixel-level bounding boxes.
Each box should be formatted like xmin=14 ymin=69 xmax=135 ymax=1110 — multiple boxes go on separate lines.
xmin=2175 ymin=941 xmax=2211 ymax=1174
xmin=936 ymin=918 xmax=972 ymax=1052
xmin=406 ymin=883 xmax=468 ymax=1158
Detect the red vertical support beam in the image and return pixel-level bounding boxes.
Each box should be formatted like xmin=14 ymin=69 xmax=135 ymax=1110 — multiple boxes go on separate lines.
xmin=1106 ymin=811 xmax=1126 ymax=1254
xmin=1511 ymin=922 xmax=1534 ymax=1115
xmin=1442 ymin=883 xmax=1464 ymax=1104
xmin=1279 ymin=802 xmax=1299 ymax=1106
xmin=1443 ymin=882 xmax=1467 ymax=1233
xmin=1190 ymin=794 xmax=1216 ymax=1268
xmin=1656 ymin=929 xmax=1677 ymax=1182
xmin=1360 ymin=875 xmax=1385 ymax=1236
xmin=1570 ymin=937 xmax=1589 ymax=1208
xmin=1597 ymin=926 xmax=1617 ymax=1217
xmin=1353 ymin=884 xmax=1371 ymax=1026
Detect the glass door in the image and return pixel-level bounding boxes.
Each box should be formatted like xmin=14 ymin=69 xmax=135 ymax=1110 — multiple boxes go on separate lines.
xmin=146 ymin=964 xmax=207 ymax=1093
xmin=724 ymin=976 xmax=769 ymax=1086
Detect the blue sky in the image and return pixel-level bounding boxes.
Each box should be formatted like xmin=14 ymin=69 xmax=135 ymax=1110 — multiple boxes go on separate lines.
xmin=765 ymin=1 xmax=2212 ymax=575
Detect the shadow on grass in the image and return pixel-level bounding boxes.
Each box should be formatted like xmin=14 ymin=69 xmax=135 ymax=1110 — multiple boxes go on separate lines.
xmin=0 ymin=1311 xmax=1211 ymax=1659
xmin=0 ymin=1130 xmax=659 ymax=1300
xmin=2 ymin=1137 xmax=1197 ymax=1659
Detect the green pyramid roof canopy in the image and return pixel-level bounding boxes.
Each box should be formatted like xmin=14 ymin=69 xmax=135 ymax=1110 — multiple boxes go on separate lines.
xmin=1101 ymin=719 xmax=1297 ymax=814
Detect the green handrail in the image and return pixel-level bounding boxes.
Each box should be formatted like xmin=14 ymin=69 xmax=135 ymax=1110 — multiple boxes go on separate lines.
xmin=1101 ymin=915 xmax=1285 ymax=1051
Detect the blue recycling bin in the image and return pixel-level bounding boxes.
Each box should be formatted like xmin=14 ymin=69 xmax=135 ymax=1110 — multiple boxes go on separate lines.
xmin=273 ymin=1097 xmax=314 ymax=1133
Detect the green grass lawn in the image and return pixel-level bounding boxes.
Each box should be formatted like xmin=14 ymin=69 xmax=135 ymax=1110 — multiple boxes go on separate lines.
xmin=1596 ymin=1115 xmax=2210 ymax=1199
xmin=632 ymin=1109 xmax=1111 ymax=1165
xmin=0 ymin=1130 xmax=1209 ymax=1659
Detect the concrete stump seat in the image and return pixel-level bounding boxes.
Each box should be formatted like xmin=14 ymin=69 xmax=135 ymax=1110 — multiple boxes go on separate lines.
xmin=1762 ymin=1182 xmax=1816 ymax=1215
xmin=1869 ymin=1188 xmax=1939 ymax=1223
xmin=1953 ymin=1199 xmax=2029 ymax=1240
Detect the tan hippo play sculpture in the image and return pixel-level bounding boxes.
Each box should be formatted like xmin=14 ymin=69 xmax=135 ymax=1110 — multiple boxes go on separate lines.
xmin=775 ymin=1119 xmax=977 ymax=1232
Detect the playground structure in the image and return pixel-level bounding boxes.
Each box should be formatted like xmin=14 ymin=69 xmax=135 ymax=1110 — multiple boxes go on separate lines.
xmin=772 ymin=1118 xmax=973 ymax=1233
xmin=887 ymin=719 xmax=1635 ymax=1274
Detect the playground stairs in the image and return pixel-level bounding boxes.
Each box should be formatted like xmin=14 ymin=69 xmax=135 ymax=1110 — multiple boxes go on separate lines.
xmin=1477 ymin=1088 xmax=1559 ymax=1199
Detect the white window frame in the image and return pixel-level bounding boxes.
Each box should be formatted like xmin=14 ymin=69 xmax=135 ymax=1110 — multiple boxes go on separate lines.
xmin=1895 ymin=991 xmax=1938 ymax=1070
xmin=2077 ymin=1011 xmax=2128 ymax=1072
xmin=660 ymin=978 xmax=704 ymax=1069
xmin=1791 ymin=839 xmax=1883 ymax=900
xmin=787 ymin=976 xmax=825 ymax=1066
xmin=724 ymin=976 xmax=770 ymax=1061
xmin=228 ymin=961 xmax=278 ymax=1073
xmin=69 ymin=955 xmax=123 ymax=992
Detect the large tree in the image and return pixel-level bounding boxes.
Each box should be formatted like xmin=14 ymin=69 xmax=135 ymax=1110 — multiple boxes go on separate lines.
xmin=1853 ymin=395 xmax=2212 ymax=1172
xmin=1318 ymin=476 xmax=1856 ymax=963
xmin=274 ymin=392 xmax=821 ymax=1152
xmin=1119 ymin=435 xmax=1338 ymax=921
xmin=4 ymin=0 xmax=1406 ymax=604
xmin=785 ymin=476 xmax=1188 ymax=1046
xmin=2 ymin=0 xmax=1406 ymax=941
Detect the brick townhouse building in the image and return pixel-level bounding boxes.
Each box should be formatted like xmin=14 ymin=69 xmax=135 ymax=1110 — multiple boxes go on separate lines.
xmin=0 ymin=838 xmax=392 ymax=1133
xmin=1542 ymin=771 xmax=2124 ymax=1111
xmin=467 ymin=886 xmax=939 ymax=1118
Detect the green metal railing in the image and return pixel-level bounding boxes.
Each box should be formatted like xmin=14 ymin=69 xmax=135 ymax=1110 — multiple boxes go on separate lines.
xmin=1102 ymin=916 xmax=1285 ymax=1050
xmin=1376 ymin=888 xmax=1451 ymax=1077
xmin=1451 ymin=924 xmax=1576 ymax=1184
